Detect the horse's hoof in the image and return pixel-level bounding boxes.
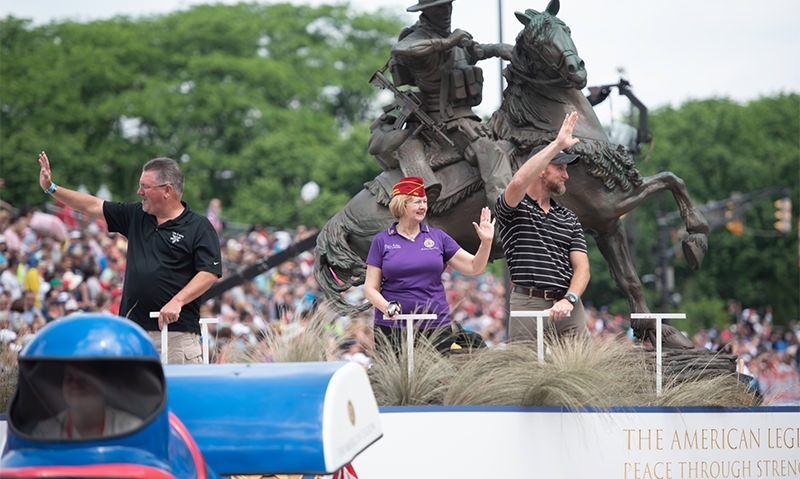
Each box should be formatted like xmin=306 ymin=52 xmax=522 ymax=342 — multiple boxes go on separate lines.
xmin=631 ymin=319 xmax=693 ymax=349
xmin=630 ymin=317 xmax=654 ymax=339
xmin=682 ymin=233 xmax=708 ymax=271
xmin=662 ymin=324 xmax=694 ymax=349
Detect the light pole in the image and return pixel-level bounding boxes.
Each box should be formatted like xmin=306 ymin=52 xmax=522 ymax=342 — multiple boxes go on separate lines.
xmin=498 ymin=0 xmax=504 ymax=99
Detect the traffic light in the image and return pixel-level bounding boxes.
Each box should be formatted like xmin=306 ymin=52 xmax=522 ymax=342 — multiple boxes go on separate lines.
xmin=725 ymin=220 xmax=743 ymax=236
xmin=725 ymin=194 xmax=744 ymax=236
xmin=774 ymin=197 xmax=792 ymax=233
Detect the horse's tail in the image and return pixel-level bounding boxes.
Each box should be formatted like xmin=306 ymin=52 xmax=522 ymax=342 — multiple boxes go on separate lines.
xmin=313 ymin=196 xmax=373 ymax=317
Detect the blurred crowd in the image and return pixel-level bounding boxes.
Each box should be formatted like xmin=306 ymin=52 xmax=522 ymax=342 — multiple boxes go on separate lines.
xmin=692 ymin=305 xmax=800 ymax=405
xmin=1 ymin=200 xmax=798 ymax=404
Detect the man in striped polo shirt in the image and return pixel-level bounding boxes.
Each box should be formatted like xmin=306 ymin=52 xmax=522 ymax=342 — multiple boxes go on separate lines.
xmin=495 ymin=112 xmax=590 ymax=341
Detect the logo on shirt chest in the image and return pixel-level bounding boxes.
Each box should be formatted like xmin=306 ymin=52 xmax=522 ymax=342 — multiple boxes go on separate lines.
xmin=169 ymin=231 xmax=185 ymax=245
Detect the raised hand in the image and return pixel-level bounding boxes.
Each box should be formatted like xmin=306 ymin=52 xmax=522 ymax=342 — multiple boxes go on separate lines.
xmin=472 ymin=206 xmax=495 ymax=243
xmin=556 ymin=111 xmax=580 ymax=150
xmin=38 ymin=151 xmax=53 ymax=191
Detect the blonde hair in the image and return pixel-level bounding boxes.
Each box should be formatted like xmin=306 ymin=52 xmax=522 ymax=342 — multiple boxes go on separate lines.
xmin=389 ymin=194 xmax=414 ymax=218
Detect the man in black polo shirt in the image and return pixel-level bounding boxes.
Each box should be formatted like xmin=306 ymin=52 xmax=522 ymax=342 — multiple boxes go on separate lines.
xmin=37 ymin=152 xmax=222 ymax=363
xmin=495 ymin=112 xmax=590 ymax=341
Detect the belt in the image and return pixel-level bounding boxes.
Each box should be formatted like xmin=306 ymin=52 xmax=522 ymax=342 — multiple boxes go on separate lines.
xmin=512 ymin=285 xmax=566 ymax=301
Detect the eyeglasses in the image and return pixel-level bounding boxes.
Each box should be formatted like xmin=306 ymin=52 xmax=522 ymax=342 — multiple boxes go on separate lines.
xmin=139 ymin=183 xmax=170 ymax=191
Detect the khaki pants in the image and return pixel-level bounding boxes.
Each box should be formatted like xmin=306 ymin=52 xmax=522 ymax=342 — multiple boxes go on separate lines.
xmin=147 ymin=331 xmax=202 ymax=364
xmin=508 ymin=293 xmax=589 ymax=342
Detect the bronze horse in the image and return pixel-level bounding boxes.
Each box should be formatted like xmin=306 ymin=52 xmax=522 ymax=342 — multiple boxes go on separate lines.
xmin=314 ymin=0 xmax=708 ymax=348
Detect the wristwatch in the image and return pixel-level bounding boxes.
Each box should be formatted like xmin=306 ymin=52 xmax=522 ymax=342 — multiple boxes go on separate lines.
xmin=564 ymin=292 xmax=579 ymax=305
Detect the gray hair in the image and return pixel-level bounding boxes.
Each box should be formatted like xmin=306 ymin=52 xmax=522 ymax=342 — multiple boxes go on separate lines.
xmin=143 ymin=157 xmax=185 ymax=197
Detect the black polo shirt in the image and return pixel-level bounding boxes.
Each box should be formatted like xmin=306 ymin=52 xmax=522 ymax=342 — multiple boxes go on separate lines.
xmin=103 ymin=201 xmax=222 ymax=333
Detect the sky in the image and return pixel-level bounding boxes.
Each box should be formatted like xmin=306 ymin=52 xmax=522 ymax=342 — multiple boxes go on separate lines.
xmin=1 ymin=0 xmax=798 ymax=124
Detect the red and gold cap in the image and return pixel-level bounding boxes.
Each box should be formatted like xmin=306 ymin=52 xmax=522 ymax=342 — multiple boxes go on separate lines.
xmin=392 ymin=176 xmax=426 ymax=197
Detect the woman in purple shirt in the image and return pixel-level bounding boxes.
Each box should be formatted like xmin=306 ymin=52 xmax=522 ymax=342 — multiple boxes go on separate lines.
xmin=364 ymin=176 xmax=495 ymax=354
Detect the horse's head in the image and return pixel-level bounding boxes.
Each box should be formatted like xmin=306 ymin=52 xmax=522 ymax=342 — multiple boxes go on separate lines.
xmin=512 ymin=0 xmax=587 ymax=89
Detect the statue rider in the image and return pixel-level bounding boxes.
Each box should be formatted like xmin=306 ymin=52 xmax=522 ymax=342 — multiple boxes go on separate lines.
xmin=370 ymin=0 xmax=514 ymax=207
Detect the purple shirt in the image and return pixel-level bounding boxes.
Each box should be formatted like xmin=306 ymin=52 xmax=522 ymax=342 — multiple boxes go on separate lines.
xmin=366 ymin=222 xmax=460 ymax=329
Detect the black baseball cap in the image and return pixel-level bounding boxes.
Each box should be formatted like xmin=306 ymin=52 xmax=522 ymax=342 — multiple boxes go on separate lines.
xmin=531 ymin=145 xmax=579 ymax=165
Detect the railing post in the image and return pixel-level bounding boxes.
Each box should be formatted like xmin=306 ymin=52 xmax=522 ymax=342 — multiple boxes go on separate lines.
xmin=391 ymin=313 xmax=438 ymax=379
xmin=508 ymin=310 xmax=551 ymax=364
xmin=200 ymin=317 xmax=219 ymax=365
xmin=630 ymin=312 xmax=687 ymax=397
xmin=149 ymin=312 xmax=168 ymax=364
xmin=153 ymin=313 xmax=219 ymax=365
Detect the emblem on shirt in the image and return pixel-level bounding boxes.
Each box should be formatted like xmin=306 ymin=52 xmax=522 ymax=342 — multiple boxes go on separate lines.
xmin=423 ymin=238 xmax=435 ymax=248
xmin=169 ymin=231 xmax=184 ymax=244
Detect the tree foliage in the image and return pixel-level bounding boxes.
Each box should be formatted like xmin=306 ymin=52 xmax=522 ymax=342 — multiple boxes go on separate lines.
xmin=1 ymin=4 xmax=401 ymax=227
xmin=584 ymin=95 xmax=800 ymax=325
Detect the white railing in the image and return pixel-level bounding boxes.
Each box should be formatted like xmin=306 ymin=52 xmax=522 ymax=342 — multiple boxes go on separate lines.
xmin=630 ymin=312 xmax=687 ymax=397
xmin=389 ymin=313 xmax=438 ymax=378
xmin=508 ymin=310 xmax=552 ymax=364
xmin=199 ymin=318 xmax=219 ymax=364
xmin=150 ymin=312 xmax=219 ymax=365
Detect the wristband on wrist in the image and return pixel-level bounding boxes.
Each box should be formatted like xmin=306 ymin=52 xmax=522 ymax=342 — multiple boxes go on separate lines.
xmin=44 ymin=183 xmax=58 ymax=195
xmin=565 ymin=291 xmax=579 ymax=304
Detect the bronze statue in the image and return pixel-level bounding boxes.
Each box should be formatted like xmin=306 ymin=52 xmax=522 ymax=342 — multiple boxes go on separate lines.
xmin=369 ymin=0 xmax=514 ymax=205
xmin=315 ymin=0 xmax=709 ymax=349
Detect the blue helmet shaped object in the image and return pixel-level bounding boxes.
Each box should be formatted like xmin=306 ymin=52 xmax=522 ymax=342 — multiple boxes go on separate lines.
xmin=2 ymin=313 xmax=383 ymax=478
xmin=6 ymin=314 xmax=168 ymax=460
xmin=21 ymin=312 xmax=160 ymax=360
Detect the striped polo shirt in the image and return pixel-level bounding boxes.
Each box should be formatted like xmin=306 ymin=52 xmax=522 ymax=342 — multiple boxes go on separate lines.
xmin=495 ymin=192 xmax=587 ymax=290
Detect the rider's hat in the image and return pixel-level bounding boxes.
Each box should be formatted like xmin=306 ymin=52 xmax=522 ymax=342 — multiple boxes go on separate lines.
xmin=531 ymin=145 xmax=579 ymax=165
xmin=392 ymin=176 xmax=427 ymax=197
xmin=407 ymin=0 xmax=455 ymax=13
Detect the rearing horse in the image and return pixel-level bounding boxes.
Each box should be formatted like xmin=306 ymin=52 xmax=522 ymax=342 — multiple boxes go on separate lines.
xmin=314 ymin=0 xmax=708 ymax=348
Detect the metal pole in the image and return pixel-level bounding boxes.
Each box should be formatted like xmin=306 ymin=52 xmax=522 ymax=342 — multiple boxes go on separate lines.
xmin=393 ymin=314 xmax=437 ymax=379
xmin=498 ymin=0 xmax=504 ymax=99
xmin=509 ymin=310 xmax=556 ymax=364
xmin=625 ymin=101 xmax=637 ymax=266
xmin=631 ymin=313 xmax=686 ymax=397
xmin=200 ymin=317 xmax=219 ymax=365
xmin=150 ymin=312 xmax=168 ymax=364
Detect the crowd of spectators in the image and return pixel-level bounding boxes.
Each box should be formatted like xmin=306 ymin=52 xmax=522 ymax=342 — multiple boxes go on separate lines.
xmin=692 ymin=305 xmax=800 ymax=404
xmin=1 ymin=201 xmax=798 ymax=404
